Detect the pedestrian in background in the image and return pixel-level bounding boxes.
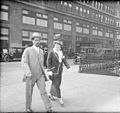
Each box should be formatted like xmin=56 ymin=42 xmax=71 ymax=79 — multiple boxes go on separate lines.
xmin=44 ymin=47 xmax=48 ymax=68
xmin=21 ymin=32 xmax=53 ymax=112
xmin=47 ymin=34 xmax=71 ymax=105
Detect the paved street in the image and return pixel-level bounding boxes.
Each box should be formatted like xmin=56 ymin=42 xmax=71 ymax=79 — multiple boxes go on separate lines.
xmin=0 ymin=60 xmax=120 ymax=112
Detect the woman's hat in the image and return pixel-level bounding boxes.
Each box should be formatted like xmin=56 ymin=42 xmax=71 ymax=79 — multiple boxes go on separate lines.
xmin=31 ymin=32 xmax=41 ymax=40
xmin=53 ymin=34 xmax=63 ymax=45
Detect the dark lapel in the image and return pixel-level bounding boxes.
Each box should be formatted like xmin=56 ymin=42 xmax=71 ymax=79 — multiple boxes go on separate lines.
xmin=53 ymin=51 xmax=59 ymax=61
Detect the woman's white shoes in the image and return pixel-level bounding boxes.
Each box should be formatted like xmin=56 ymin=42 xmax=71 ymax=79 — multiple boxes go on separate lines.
xmin=58 ymin=98 xmax=64 ymax=105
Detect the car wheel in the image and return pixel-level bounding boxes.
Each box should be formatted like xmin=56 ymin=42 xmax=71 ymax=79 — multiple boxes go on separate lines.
xmin=4 ymin=55 xmax=10 ymax=62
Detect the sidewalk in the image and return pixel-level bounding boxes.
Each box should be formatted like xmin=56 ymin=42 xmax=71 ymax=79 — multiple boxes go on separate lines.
xmin=1 ymin=64 xmax=120 ymax=112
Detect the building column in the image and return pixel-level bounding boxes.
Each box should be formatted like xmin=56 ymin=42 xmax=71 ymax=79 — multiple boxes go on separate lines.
xmin=114 ymin=30 xmax=117 ymax=50
xmin=48 ymin=13 xmax=54 ymax=52
xmin=72 ymin=19 xmax=76 ymax=52
xmin=103 ymin=27 xmax=106 ymax=48
xmin=9 ymin=3 xmax=22 ymax=47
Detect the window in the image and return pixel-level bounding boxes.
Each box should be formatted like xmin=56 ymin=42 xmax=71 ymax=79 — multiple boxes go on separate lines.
xmin=22 ymin=10 xmax=29 ymax=15
xmin=42 ymin=33 xmax=48 ymax=39
xmin=98 ymin=31 xmax=103 ymax=36
xmin=0 ymin=5 xmax=9 ymax=21
xmin=76 ymin=22 xmax=83 ymax=33
xmin=92 ymin=1 xmax=94 ymax=7
xmin=105 ymin=16 xmax=107 ymax=23
xmin=98 ymin=2 xmax=101 ymax=9
xmin=37 ymin=19 xmax=47 ymax=27
xmin=87 ymin=10 xmax=89 ymax=15
xmin=83 ymin=28 xmax=89 ymax=34
xmin=23 ymin=16 xmax=35 ymax=25
xmin=63 ymin=19 xmax=67 ymax=23
xmin=63 ymin=19 xmax=72 ymax=31
xmin=105 ymin=32 xmax=109 ymax=37
xmin=80 ymin=7 xmax=83 ymax=16
xmin=64 ymin=24 xmax=71 ymax=31
xmin=68 ymin=3 xmax=72 ymax=12
xmin=105 ymin=29 xmax=110 ymax=37
xmin=116 ymin=31 xmax=120 ymax=39
xmin=22 ymin=30 xmax=29 ymax=37
xmin=101 ymin=15 xmax=103 ymax=22
xmin=92 ymin=12 xmax=95 ymax=19
xmin=110 ymin=34 xmax=113 ymax=38
xmin=43 ymin=14 xmax=48 ymax=19
xmin=54 ymin=17 xmax=62 ymax=30
xmin=95 ymin=13 xmax=98 ymax=21
xmin=83 ymin=9 xmax=86 ymax=17
xmin=101 ymin=3 xmax=103 ymax=10
xmin=83 ymin=24 xmax=89 ymax=34
xmin=36 ymin=13 xmax=42 ymax=18
xmin=76 ymin=27 xmax=82 ymax=33
xmin=0 ymin=27 xmax=9 ymax=49
xmin=93 ymin=30 xmax=97 ymax=35
xmin=0 ymin=11 xmax=8 ymax=21
xmin=54 ymin=22 xmax=62 ymax=29
xmin=108 ymin=6 xmax=110 ymax=13
xmin=92 ymin=26 xmax=98 ymax=35
xmin=1 ymin=27 xmax=9 ymax=35
xmin=76 ymin=22 xmax=79 ymax=26
xmin=108 ymin=18 xmax=110 ymax=24
xmin=68 ymin=20 xmax=72 ymax=24
xmin=63 ymin=19 xmax=72 ymax=24
xmin=1 ymin=5 xmax=8 ymax=10
xmin=69 ymin=3 xmax=72 ymax=8
xmin=64 ymin=2 xmax=67 ymax=6
xmin=95 ymin=1 xmax=97 ymax=8
xmin=54 ymin=17 xmax=58 ymax=21
xmin=76 ymin=6 xmax=79 ymax=11
xmin=98 ymin=27 xmax=103 ymax=36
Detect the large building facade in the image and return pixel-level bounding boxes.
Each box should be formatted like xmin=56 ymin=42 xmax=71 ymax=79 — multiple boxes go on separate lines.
xmin=1 ymin=0 xmax=120 ymax=55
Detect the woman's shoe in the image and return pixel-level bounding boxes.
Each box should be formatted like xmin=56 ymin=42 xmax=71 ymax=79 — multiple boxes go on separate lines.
xmin=58 ymin=98 xmax=64 ymax=105
xmin=49 ymin=95 xmax=55 ymax=101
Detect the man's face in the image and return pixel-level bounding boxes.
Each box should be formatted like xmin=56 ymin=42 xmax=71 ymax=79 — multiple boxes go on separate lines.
xmin=32 ymin=37 xmax=40 ymax=47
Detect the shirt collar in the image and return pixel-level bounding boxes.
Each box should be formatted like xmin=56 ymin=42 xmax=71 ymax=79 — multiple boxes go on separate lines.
xmin=33 ymin=45 xmax=39 ymax=49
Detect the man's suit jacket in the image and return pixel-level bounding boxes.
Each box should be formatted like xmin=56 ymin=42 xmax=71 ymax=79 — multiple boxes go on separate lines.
xmin=47 ymin=50 xmax=70 ymax=75
xmin=21 ymin=46 xmax=46 ymax=82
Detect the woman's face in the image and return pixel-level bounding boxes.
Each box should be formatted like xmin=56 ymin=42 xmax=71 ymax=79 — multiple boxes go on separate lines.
xmin=54 ymin=43 xmax=61 ymax=51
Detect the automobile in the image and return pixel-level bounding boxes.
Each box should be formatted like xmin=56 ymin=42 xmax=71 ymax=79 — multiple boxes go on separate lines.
xmin=2 ymin=47 xmax=25 ymax=62
xmin=73 ymin=52 xmax=86 ymax=64
xmin=80 ymin=47 xmax=119 ymax=61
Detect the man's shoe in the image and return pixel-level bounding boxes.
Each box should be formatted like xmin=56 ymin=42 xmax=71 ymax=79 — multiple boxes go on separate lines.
xmin=26 ymin=108 xmax=33 ymax=112
xmin=47 ymin=109 xmax=53 ymax=113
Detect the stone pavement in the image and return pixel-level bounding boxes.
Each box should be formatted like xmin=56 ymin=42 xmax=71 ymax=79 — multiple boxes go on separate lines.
xmin=0 ymin=61 xmax=120 ymax=112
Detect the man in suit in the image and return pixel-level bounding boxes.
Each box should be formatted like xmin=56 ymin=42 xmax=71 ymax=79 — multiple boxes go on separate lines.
xmin=21 ymin=32 xmax=53 ymax=112
xmin=47 ymin=34 xmax=71 ymax=105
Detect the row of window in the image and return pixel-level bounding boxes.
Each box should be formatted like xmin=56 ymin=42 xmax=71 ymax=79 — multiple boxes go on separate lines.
xmin=1 ymin=27 xmax=119 ymax=40
xmin=22 ymin=30 xmax=48 ymax=40
xmin=82 ymin=0 xmax=116 ymax=15
xmin=43 ymin=1 xmax=119 ymax=27
xmin=1 ymin=4 xmax=120 ymax=28
xmin=0 ymin=26 xmax=116 ymax=43
xmin=0 ymin=4 xmax=119 ymax=39
xmin=60 ymin=1 xmax=115 ymax=16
